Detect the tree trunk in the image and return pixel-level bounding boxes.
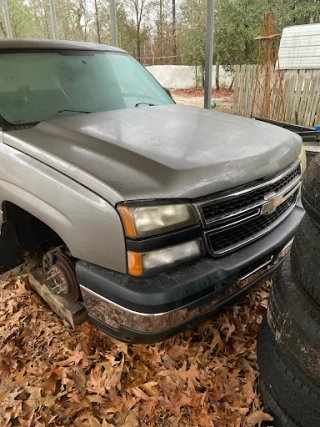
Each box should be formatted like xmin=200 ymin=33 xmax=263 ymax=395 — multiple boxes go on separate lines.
xmin=0 ymin=20 xmax=7 ymax=37
xmin=137 ymin=31 xmax=141 ymax=61
xmin=94 ymin=0 xmax=101 ymax=43
xmin=215 ymin=63 xmax=220 ymax=91
xmin=229 ymin=77 xmax=234 ymax=92
xmin=42 ymin=0 xmax=50 ymax=39
xmin=172 ymin=0 xmax=177 ymax=65
xmin=159 ymin=0 xmax=163 ymax=64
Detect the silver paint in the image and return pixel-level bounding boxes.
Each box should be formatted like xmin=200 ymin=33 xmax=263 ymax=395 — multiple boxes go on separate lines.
xmin=4 ymin=105 xmax=302 ymax=204
xmin=0 ymin=140 xmax=127 ymax=272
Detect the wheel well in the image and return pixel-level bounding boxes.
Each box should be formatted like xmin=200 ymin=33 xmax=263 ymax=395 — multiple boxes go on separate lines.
xmin=3 ymin=202 xmax=64 ymax=251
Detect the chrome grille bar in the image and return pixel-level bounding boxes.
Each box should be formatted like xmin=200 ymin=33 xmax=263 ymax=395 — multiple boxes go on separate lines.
xmin=196 ymin=159 xmax=301 ymax=207
xmin=205 ymin=192 xmax=298 ymax=256
xmin=194 ymin=159 xmax=302 ymax=256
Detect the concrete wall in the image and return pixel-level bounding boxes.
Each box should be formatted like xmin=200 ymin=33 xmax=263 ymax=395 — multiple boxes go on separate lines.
xmin=146 ymin=65 xmax=234 ymax=89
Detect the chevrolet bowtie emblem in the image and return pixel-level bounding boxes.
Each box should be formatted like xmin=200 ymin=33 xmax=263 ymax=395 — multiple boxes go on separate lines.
xmin=261 ymin=193 xmax=284 ymax=215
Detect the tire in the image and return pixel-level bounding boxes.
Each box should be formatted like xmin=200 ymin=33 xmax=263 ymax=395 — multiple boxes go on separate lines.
xmin=259 ymin=377 xmax=297 ymax=427
xmin=257 ymin=318 xmax=320 ymax=427
xmin=302 ymin=153 xmax=320 ymax=228
xmin=267 ymin=257 xmax=320 ymax=385
xmin=291 ymin=215 xmax=320 ymax=306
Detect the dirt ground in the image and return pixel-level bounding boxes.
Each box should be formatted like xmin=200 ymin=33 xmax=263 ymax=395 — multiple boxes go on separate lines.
xmin=172 ymin=88 xmax=234 ymax=114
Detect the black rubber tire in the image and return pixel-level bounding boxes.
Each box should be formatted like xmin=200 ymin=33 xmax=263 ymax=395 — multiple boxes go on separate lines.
xmin=259 ymin=377 xmax=297 ymax=427
xmin=267 ymin=257 xmax=320 ymax=385
xmin=257 ymin=318 xmax=320 ymax=427
xmin=291 ymin=215 xmax=320 ymax=306
xmin=302 ymin=154 xmax=320 ymax=228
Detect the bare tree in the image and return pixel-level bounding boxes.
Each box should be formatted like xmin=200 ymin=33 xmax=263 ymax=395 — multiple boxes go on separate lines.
xmin=125 ymin=0 xmax=151 ymax=60
xmin=0 ymin=19 xmax=7 ymax=37
xmin=172 ymin=0 xmax=176 ymax=64
xmin=159 ymin=0 xmax=163 ymax=63
xmin=94 ymin=0 xmax=101 ymax=43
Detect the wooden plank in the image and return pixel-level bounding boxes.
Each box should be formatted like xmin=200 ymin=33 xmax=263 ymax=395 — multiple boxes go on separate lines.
xmin=245 ymin=65 xmax=252 ymax=116
xmin=28 ymin=268 xmax=87 ymax=328
xmin=315 ymin=94 xmax=320 ymax=127
xmin=244 ymin=65 xmax=250 ymax=116
xmin=253 ymin=65 xmax=264 ymax=117
xmin=285 ymin=70 xmax=296 ymax=123
xmin=248 ymin=65 xmax=256 ymax=117
xmin=283 ymin=70 xmax=290 ymax=121
xmin=293 ymin=70 xmax=305 ymax=124
xmin=234 ymin=65 xmax=244 ymax=115
xmin=239 ymin=65 xmax=247 ymax=116
xmin=233 ymin=65 xmax=240 ymax=115
xmin=306 ymin=71 xmax=320 ymax=127
xmin=284 ymin=70 xmax=297 ymax=124
xmin=270 ymin=70 xmax=284 ymax=121
xmin=299 ymin=70 xmax=312 ymax=125
xmin=259 ymin=67 xmax=266 ymax=117
xmin=291 ymin=70 xmax=302 ymax=124
xmin=304 ymin=145 xmax=320 ymax=153
xmin=303 ymin=70 xmax=316 ymax=127
xmin=237 ymin=65 xmax=244 ymax=115
xmin=238 ymin=65 xmax=244 ymax=115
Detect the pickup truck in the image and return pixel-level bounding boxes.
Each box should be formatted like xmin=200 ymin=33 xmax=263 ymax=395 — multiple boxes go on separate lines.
xmin=0 ymin=39 xmax=306 ymax=343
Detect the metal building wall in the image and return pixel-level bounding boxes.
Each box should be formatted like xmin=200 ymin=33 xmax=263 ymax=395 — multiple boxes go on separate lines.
xmin=279 ymin=23 xmax=320 ymax=70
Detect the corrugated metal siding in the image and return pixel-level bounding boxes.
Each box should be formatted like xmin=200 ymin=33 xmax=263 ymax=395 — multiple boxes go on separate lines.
xmin=279 ymin=23 xmax=320 ymax=70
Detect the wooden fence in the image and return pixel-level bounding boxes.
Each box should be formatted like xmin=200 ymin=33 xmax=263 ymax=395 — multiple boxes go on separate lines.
xmin=233 ymin=65 xmax=320 ymax=127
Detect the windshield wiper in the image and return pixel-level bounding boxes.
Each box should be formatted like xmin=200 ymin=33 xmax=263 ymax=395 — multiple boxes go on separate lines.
xmin=135 ymin=102 xmax=156 ymax=107
xmin=57 ymin=109 xmax=92 ymax=114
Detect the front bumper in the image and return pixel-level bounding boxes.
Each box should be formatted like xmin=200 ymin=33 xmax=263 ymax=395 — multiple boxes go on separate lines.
xmin=76 ymin=204 xmax=304 ymax=344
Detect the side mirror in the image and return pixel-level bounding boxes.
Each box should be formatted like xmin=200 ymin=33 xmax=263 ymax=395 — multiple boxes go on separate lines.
xmin=163 ymin=87 xmax=175 ymax=102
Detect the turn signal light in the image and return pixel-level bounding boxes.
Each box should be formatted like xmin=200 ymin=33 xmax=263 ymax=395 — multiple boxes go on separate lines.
xmin=127 ymin=251 xmax=143 ymax=276
xmin=118 ymin=205 xmax=137 ymax=238
xmin=127 ymin=239 xmax=204 ymax=276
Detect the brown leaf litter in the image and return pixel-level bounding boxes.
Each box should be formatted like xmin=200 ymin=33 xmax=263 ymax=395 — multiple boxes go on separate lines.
xmin=0 ymin=274 xmax=273 ymax=427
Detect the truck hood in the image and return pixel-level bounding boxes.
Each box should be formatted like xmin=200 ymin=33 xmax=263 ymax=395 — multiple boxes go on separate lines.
xmin=4 ymin=105 xmax=302 ymax=204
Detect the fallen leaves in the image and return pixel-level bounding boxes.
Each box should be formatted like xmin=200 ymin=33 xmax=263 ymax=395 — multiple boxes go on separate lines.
xmin=245 ymin=410 xmax=274 ymax=426
xmin=0 ymin=274 xmax=273 ymax=426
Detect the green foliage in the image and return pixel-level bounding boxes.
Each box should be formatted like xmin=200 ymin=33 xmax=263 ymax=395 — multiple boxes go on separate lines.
xmin=0 ymin=0 xmax=320 ymax=66
xmin=215 ymin=0 xmax=267 ymax=66
xmin=215 ymin=0 xmax=320 ymax=66
xmin=179 ymin=0 xmax=206 ymax=68
xmin=270 ymin=0 xmax=320 ymax=28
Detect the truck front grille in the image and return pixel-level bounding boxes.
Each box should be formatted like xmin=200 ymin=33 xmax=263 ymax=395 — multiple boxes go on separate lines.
xmin=194 ymin=160 xmax=301 ymax=256
xmin=206 ymin=194 xmax=296 ymax=255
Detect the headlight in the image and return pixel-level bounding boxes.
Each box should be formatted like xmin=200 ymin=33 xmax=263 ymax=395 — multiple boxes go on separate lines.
xmin=127 ymin=238 xmax=204 ymax=276
xmin=117 ymin=203 xmax=198 ymax=238
xmin=299 ymin=146 xmax=307 ymax=173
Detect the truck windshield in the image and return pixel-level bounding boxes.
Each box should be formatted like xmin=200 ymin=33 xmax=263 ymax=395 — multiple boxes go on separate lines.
xmin=0 ymin=51 xmax=174 ymax=125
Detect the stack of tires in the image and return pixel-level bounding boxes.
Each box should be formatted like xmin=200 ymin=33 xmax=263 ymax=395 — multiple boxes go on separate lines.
xmin=257 ymin=154 xmax=320 ymax=427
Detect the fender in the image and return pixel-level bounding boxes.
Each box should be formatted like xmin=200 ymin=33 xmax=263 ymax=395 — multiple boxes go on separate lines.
xmin=0 ymin=144 xmax=127 ymax=273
